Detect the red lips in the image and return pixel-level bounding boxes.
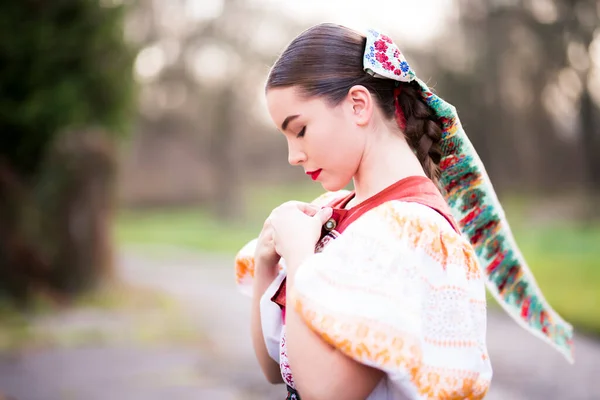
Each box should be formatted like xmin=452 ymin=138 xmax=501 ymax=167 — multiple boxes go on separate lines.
xmin=306 ymin=169 xmax=322 ymax=181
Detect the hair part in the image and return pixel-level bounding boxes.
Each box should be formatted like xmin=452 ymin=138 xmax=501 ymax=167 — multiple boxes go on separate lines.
xmin=266 ymin=23 xmax=443 ymax=184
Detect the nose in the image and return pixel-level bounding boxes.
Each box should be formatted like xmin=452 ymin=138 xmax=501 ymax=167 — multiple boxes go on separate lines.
xmin=287 ymin=142 xmax=307 ymax=166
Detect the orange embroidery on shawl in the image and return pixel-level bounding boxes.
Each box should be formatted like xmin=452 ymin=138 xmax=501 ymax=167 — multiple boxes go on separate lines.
xmin=235 ymin=255 xmax=254 ymax=284
xmin=381 ymin=204 xmax=481 ymax=280
xmin=293 ymin=292 xmax=490 ymax=400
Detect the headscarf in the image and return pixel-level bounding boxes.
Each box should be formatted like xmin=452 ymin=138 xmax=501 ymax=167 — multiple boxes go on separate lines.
xmin=363 ymin=28 xmax=573 ymax=363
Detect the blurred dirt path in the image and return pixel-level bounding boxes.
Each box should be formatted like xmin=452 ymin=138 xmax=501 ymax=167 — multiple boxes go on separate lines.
xmin=1 ymin=250 xmax=598 ymax=399
xmin=118 ymin=251 xmax=600 ymax=400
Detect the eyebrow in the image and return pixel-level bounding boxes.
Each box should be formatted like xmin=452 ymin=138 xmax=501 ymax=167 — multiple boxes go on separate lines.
xmin=281 ymin=114 xmax=300 ymax=131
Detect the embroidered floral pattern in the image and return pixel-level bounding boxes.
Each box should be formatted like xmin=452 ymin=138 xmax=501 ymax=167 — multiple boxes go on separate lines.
xmin=314 ymin=231 xmax=337 ymax=253
xmin=379 ymin=203 xmax=481 ymax=280
xmin=291 ymin=290 xmax=490 ymax=400
xmin=279 ymin=327 xmax=295 ymax=388
xmin=363 ymin=29 xmax=415 ymax=82
xmin=283 ymin=201 xmax=492 ymax=399
xmin=286 ymin=385 xmax=301 ymax=400
xmin=235 ymin=254 xmax=254 ymax=283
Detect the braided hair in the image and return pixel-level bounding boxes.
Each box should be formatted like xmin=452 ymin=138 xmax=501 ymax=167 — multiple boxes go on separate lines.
xmin=395 ymin=80 xmax=443 ymax=183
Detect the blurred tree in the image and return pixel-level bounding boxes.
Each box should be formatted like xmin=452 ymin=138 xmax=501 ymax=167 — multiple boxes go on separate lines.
xmin=0 ymin=0 xmax=135 ymax=302
xmin=439 ymin=0 xmax=599 ymax=200
xmin=126 ymin=0 xmax=305 ymax=218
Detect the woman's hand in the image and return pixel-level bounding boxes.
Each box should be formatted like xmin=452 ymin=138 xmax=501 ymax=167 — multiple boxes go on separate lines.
xmin=270 ymin=201 xmax=332 ymax=275
xmin=253 ymin=216 xmax=281 ymax=280
xmin=254 ymin=202 xmax=323 ymax=280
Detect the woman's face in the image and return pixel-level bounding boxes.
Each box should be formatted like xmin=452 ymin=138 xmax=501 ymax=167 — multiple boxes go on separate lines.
xmin=265 ymin=86 xmax=367 ymax=192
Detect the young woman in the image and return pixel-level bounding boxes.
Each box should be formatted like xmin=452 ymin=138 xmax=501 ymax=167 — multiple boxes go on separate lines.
xmin=235 ymin=23 xmax=573 ymax=400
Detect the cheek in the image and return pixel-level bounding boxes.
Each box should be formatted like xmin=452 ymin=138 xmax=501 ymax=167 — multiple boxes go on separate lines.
xmin=322 ymin=133 xmax=363 ymax=172
xmin=334 ymin=125 xmax=364 ymax=162
xmin=338 ymin=144 xmax=363 ymax=171
xmin=311 ymin=116 xmax=364 ymax=170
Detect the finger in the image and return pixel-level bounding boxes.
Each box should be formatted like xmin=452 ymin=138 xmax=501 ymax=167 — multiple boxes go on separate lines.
xmin=280 ymin=201 xmax=320 ymax=215
xmin=279 ymin=200 xmax=305 ymax=208
xmin=315 ymin=207 xmax=333 ymax=224
xmin=273 ymin=202 xmax=319 ymax=218
xmin=297 ymin=203 xmax=320 ymax=216
xmin=280 ymin=200 xmax=317 ymax=210
xmin=263 ymin=217 xmax=271 ymax=228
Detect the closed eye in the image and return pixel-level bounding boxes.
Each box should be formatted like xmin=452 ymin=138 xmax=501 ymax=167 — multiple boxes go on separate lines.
xmin=296 ymin=127 xmax=306 ymax=138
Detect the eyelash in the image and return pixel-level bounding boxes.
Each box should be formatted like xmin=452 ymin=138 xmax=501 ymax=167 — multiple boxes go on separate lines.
xmin=296 ymin=127 xmax=306 ymax=138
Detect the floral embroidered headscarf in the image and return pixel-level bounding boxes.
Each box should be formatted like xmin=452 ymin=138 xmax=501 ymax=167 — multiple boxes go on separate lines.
xmin=363 ymin=28 xmax=573 ymax=363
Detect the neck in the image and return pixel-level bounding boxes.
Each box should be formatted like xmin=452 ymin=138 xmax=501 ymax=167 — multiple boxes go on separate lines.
xmin=350 ymin=125 xmax=426 ymax=205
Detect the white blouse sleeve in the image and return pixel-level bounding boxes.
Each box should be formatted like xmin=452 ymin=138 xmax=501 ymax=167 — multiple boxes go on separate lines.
xmin=289 ymin=201 xmax=493 ymax=399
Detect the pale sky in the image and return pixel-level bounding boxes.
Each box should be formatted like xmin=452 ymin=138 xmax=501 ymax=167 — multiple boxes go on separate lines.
xmin=135 ymin=0 xmax=600 ymax=132
xmin=143 ymin=0 xmax=458 ymax=123
xmin=136 ymin=0 xmax=457 ymax=82
xmin=251 ymin=0 xmax=456 ymax=47
xmin=184 ymin=0 xmax=456 ymax=47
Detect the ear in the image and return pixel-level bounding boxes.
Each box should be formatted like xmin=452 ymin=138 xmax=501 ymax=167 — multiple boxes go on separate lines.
xmin=346 ymin=85 xmax=374 ymax=127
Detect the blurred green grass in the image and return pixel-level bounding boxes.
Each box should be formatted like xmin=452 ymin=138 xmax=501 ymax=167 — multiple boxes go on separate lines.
xmin=115 ymin=184 xmax=325 ymax=254
xmin=0 ymin=283 xmax=205 ymax=351
xmin=485 ymin=222 xmax=600 ymax=337
xmin=115 ymin=184 xmax=600 ymax=336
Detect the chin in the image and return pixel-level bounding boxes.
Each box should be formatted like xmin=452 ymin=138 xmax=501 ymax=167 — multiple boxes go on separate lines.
xmin=320 ymin=177 xmax=351 ymax=193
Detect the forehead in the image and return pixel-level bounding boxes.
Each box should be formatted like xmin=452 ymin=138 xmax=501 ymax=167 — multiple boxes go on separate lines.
xmin=265 ymin=87 xmax=306 ymax=117
xmin=265 ymin=87 xmax=331 ymax=126
xmin=266 ymin=86 xmax=304 ymax=105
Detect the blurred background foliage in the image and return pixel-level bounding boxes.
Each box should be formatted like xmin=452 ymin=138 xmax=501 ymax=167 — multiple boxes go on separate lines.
xmin=1 ymin=0 xmax=599 ymax=338
xmin=0 ymin=0 xmax=135 ymax=302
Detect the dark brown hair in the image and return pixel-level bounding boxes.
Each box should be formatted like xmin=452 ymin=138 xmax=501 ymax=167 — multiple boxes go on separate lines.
xmin=266 ymin=23 xmax=443 ymax=183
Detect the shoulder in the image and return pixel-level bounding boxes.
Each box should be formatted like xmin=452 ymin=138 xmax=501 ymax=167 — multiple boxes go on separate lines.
xmin=310 ymin=189 xmax=351 ymax=207
xmin=380 ymin=200 xmax=458 ymax=234
xmin=346 ymin=200 xmax=458 ymax=238
xmin=338 ymin=200 xmax=479 ymax=276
